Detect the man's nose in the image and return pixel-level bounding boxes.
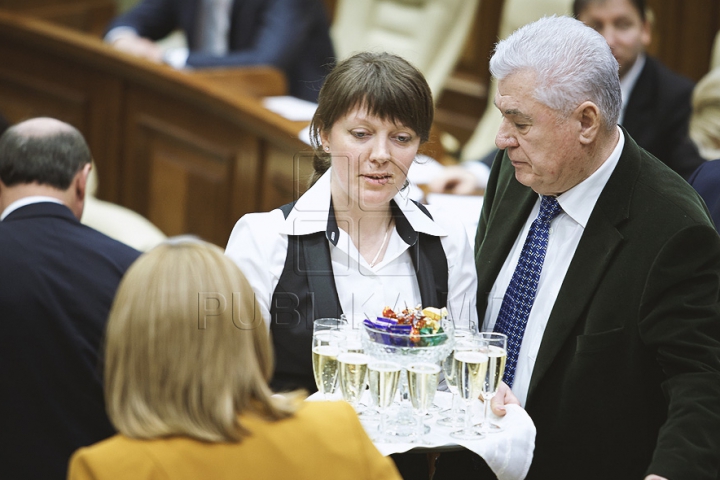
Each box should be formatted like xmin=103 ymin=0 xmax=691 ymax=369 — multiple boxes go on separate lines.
xmin=495 ymin=120 xmax=518 ymax=150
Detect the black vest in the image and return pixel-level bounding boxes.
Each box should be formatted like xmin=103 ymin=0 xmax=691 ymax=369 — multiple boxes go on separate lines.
xmin=269 ymin=200 xmax=449 ymax=393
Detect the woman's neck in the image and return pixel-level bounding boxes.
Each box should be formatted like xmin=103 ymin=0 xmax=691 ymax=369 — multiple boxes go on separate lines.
xmin=333 ymin=201 xmax=395 ymax=266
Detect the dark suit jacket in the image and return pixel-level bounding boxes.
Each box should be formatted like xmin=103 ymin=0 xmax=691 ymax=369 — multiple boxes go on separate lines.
xmin=689 ymin=159 xmax=720 ymax=232
xmin=475 ymin=130 xmax=720 ymax=479
xmin=107 ymin=0 xmax=335 ymax=102
xmin=623 ymin=55 xmax=705 ymax=180
xmin=0 ymin=202 xmax=140 ymax=480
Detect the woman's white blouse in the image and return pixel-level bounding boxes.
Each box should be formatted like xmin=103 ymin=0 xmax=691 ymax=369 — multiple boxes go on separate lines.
xmin=225 ymin=170 xmax=478 ymax=330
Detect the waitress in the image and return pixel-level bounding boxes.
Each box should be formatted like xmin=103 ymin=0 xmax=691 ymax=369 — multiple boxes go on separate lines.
xmin=225 ymin=51 xmax=478 ymax=394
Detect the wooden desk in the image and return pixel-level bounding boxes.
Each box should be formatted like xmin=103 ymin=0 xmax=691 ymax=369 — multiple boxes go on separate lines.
xmin=0 ymin=0 xmax=115 ymax=37
xmin=0 ymin=9 xmax=315 ymax=246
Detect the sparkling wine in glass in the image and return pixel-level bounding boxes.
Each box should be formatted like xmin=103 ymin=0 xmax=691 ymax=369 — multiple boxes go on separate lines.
xmin=407 ymin=362 xmax=441 ymax=416
xmin=450 ymin=338 xmax=488 ymax=440
xmin=312 ymin=335 xmax=340 ymax=397
xmin=437 ymin=330 xmax=474 ymax=427
xmin=368 ymin=360 xmax=402 ymax=442
xmin=312 ymin=318 xmax=346 ymax=397
xmin=479 ymin=332 xmax=507 ymax=434
xmin=338 ymin=351 xmax=370 ymax=408
xmin=407 ymin=362 xmax=441 ymax=438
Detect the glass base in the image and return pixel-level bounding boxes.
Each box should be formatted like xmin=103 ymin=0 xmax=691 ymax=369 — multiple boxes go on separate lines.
xmin=479 ymin=420 xmax=503 ymax=433
xmin=450 ymin=427 xmax=485 ymax=440
xmin=436 ymin=415 xmax=477 ymax=428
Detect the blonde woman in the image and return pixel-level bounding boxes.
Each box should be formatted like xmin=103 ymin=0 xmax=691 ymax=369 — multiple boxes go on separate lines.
xmin=690 ymin=66 xmax=720 ymax=161
xmin=67 ymin=239 xmax=400 ymax=480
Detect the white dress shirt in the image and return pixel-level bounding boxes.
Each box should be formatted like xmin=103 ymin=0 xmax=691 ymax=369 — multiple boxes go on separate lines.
xmin=483 ymin=127 xmax=624 ymax=405
xmin=226 ymin=168 xmax=478 ymax=331
xmin=1 ymin=196 xmax=64 ymax=221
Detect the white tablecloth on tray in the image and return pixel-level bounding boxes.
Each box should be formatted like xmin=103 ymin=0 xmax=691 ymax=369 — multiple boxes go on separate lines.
xmin=307 ymin=390 xmax=536 ymax=480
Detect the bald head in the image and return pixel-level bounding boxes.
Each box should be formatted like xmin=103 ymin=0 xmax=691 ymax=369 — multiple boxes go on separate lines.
xmin=0 ymin=117 xmax=92 ymax=219
xmin=14 ymin=117 xmax=79 ymax=137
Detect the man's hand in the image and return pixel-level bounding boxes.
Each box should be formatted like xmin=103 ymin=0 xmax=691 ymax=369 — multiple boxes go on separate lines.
xmin=489 ymin=381 xmax=521 ymax=416
xmin=427 ymin=165 xmax=479 ymax=195
xmin=111 ymin=35 xmax=163 ymax=63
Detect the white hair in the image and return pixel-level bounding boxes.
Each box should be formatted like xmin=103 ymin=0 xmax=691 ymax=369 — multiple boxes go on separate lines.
xmin=490 ymin=15 xmax=621 ymax=130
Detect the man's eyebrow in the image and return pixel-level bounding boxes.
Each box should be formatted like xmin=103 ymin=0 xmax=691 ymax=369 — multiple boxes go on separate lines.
xmin=505 ymin=109 xmax=532 ymax=120
xmin=493 ymin=100 xmax=532 ymax=121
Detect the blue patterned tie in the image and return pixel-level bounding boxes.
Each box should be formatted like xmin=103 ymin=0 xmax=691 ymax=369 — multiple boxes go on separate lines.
xmin=494 ymin=195 xmax=563 ymax=387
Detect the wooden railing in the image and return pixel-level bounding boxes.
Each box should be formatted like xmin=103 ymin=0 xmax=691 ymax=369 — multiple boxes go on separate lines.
xmin=0 ymin=9 xmax=314 ymax=246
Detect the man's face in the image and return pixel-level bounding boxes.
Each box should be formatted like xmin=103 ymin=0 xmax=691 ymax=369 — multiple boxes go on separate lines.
xmin=494 ymin=70 xmax=590 ymax=196
xmin=577 ymin=0 xmax=651 ymax=78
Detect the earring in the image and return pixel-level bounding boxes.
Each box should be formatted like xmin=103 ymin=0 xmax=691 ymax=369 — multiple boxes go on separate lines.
xmin=324 ymin=145 xmax=330 ymax=152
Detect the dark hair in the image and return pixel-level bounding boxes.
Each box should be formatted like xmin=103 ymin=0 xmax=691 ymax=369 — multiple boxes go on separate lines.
xmin=0 ymin=119 xmax=91 ymax=189
xmin=308 ymin=51 xmax=434 ymax=186
xmin=573 ymin=0 xmax=646 ymax=21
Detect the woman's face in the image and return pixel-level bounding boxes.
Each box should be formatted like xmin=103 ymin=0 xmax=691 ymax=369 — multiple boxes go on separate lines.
xmin=321 ymin=107 xmax=421 ymax=212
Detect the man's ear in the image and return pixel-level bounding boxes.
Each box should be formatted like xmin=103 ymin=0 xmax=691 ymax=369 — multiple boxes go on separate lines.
xmin=69 ymin=163 xmax=92 ymax=219
xmin=75 ymin=163 xmax=92 ymax=201
xmin=576 ymin=101 xmax=602 ymax=145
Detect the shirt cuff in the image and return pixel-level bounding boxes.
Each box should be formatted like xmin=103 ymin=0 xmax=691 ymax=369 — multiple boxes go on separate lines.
xmin=163 ymin=47 xmax=190 ymax=69
xmin=104 ymin=26 xmax=139 ymax=44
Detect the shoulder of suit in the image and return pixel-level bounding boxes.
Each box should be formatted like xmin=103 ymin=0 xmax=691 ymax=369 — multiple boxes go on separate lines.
xmin=645 ymin=55 xmax=695 ymax=94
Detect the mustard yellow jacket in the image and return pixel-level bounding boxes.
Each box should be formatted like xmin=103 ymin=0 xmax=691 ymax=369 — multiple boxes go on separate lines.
xmin=68 ymin=401 xmax=400 ymax=480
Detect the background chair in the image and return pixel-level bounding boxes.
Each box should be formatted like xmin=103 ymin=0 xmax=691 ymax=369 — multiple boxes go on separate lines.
xmin=82 ymin=164 xmax=167 ymax=252
xmin=331 ymin=0 xmax=481 ymax=100
xmin=460 ymin=0 xmax=572 ymax=162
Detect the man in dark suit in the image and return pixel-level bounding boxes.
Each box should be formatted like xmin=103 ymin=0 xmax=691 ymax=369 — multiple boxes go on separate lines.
xmin=105 ymin=0 xmax=335 ymax=102
xmin=434 ymin=15 xmax=720 ymax=480
xmin=575 ymin=0 xmax=704 ymax=180
xmin=0 ymin=118 xmax=141 ymax=480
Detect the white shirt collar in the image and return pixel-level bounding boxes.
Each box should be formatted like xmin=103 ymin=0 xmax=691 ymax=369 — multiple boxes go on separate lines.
xmin=555 ymin=126 xmax=625 ymax=228
xmin=618 ymin=53 xmax=646 ymax=123
xmin=280 ymin=167 xmax=446 ymax=240
xmin=1 ymin=196 xmax=64 ymax=221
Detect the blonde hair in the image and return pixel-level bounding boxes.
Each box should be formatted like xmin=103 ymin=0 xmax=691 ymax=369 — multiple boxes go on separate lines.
xmin=691 ymin=67 xmax=720 ymax=160
xmin=104 ymin=238 xmax=298 ymax=442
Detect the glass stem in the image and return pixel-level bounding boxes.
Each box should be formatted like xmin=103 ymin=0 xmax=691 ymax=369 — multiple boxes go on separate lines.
xmin=379 ymin=409 xmax=387 ymax=442
xmin=482 ymin=394 xmax=491 ymax=434
xmin=463 ymin=400 xmax=472 ymax=432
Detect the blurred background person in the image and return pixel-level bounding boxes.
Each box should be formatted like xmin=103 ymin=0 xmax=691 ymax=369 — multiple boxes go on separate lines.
xmin=430 ymin=0 xmax=705 ymax=195
xmin=68 ymin=239 xmax=400 ymax=480
xmin=687 ymin=66 xmax=720 ymax=232
xmin=105 ymin=0 xmax=335 ymax=102
xmin=0 ymin=117 xmax=140 ymax=480
xmin=575 ymin=0 xmax=704 ymax=179
xmin=690 ymin=66 xmax=720 ymax=161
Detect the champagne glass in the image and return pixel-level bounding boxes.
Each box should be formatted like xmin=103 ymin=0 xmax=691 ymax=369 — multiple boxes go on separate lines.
xmin=367 ymin=360 xmax=402 ymax=442
xmin=478 ymin=332 xmax=507 ymax=434
xmin=406 ymin=362 xmax=441 ymax=438
xmin=337 ymin=337 xmax=370 ymax=411
xmin=437 ymin=330 xmax=474 ymax=427
xmin=312 ymin=318 xmax=346 ymax=398
xmin=450 ymin=336 xmax=488 ymax=440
